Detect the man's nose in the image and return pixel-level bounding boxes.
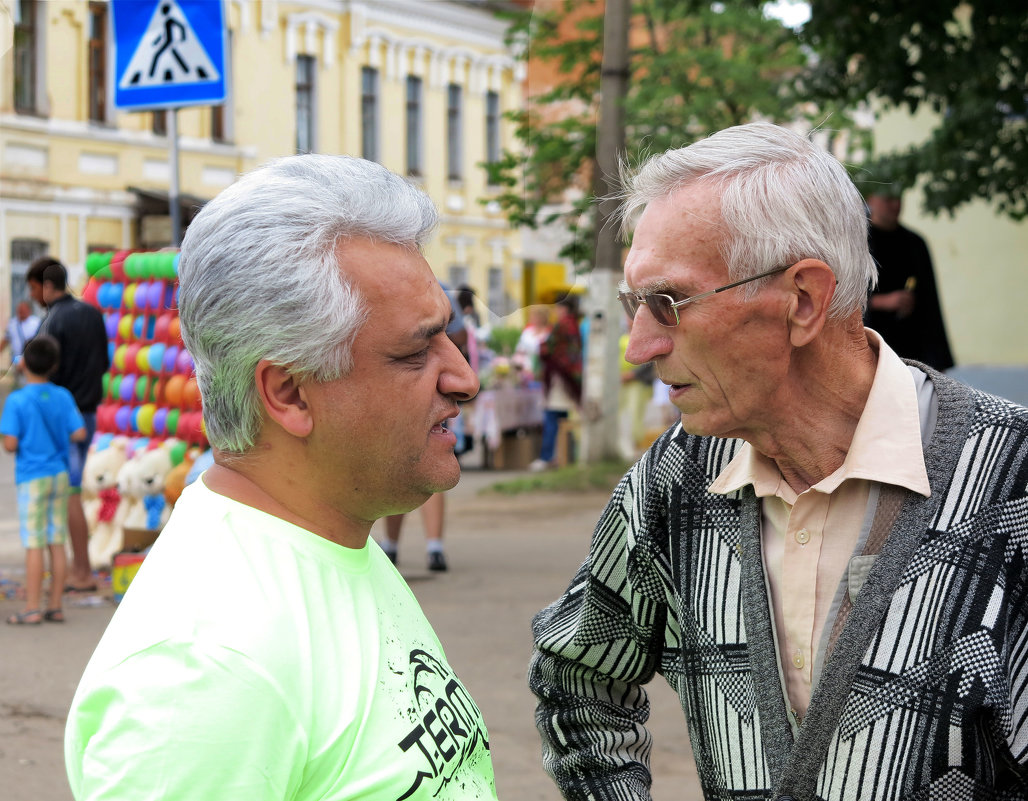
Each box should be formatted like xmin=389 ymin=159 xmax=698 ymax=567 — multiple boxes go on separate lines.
xmin=441 ymin=340 xmax=479 ymax=402
xmin=625 ymin=311 xmax=674 ymax=365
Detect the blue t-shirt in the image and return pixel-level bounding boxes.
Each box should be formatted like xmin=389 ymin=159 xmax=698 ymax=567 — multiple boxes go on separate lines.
xmin=0 ymin=383 xmax=84 ymax=484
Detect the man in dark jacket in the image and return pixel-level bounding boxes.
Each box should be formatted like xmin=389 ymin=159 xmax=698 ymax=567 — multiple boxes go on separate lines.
xmin=27 ymin=257 xmax=109 ymax=592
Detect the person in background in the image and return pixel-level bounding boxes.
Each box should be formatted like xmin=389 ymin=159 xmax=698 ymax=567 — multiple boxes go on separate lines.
xmin=865 ymin=187 xmax=954 ymax=371
xmin=617 ymin=317 xmax=654 ymax=461
xmin=2 ymin=300 xmax=41 ymax=385
xmin=65 ymin=154 xmax=496 ymax=799
xmin=515 ymin=305 xmax=551 ymax=381
xmin=529 ymin=294 xmax=582 ymax=472
xmin=2 ymin=335 xmax=86 ymax=625
xmin=530 ymin=122 xmax=1028 ymax=798
xmin=26 ymin=258 xmax=109 ymax=594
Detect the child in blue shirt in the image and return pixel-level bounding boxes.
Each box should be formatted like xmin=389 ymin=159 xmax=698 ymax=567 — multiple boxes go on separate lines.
xmin=1 ymin=335 xmax=86 ymax=624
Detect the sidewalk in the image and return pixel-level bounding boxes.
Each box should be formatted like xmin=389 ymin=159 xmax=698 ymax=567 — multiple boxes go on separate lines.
xmin=0 ymin=381 xmax=702 ymax=800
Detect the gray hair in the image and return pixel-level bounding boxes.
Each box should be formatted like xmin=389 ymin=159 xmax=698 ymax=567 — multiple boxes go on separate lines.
xmin=619 ymin=122 xmax=876 ymax=318
xmin=177 ymin=154 xmax=438 ymax=454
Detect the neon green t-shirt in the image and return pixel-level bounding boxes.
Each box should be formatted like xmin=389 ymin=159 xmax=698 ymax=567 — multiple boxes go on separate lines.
xmin=65 ymin=481 xmax=497 ymax=800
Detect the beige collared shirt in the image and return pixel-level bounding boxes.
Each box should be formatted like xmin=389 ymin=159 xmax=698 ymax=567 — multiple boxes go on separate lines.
xmin=708 ymin=331 xmax=931 ymax=719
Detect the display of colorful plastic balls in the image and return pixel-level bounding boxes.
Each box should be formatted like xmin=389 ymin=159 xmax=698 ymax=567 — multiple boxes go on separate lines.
xmin=160 ymin=344 xmax=178 ymax=373
xmin=94 ymin=432 xmax=114 ymax=451
xmin=96 ymin=404 xmax=115 ymax=431
xmin=169 ymin=439 xmax=188 ymax=466
xmin=183 ymin=376 xmax=201 ymax=410
xmin=147 ymin=281 xmax=163 ymax=309
xmin=82 ymin=279 xmax=101 ymax=308
xmin=113 ymin=345 xmax=128 ymax=371
xmin=175 ymin=349 xmax=194 ymax=375
xmin=131 ymin=281 xmax=147 ymax=310
xmin=124 ymin=282 xmax=138 ymax=309
xmin=107 ymin=342 xmax=115 ymax=364
xmin=115 ymin=406 xmax=132 ymax=433
xmin=119 ymin=374 xmax=137 ymax=402
xmin=148 ymin=343 xmax=166 ymax=372
xmin=122 ymin=254 xmax=136 ymax=279
xmin=135 ymin=375 xmax=151 ymax=402
xmin=168 ymin=316 xmax=182 ymax=345
xmin=169 ymin=253 xmax=180 ymax=280
xmin=118 ymin=314 xmax=134 ymax=342
xmin=135 ymin=346 xmax=151 ymax=373
xmin=132 ymin=437 xmax=150 ymax=454
xmin=110 ymin=282 xmax=124 ymax=309
xmin=152 ymin=314 xmax=168 ymax=343
xmin=124 ymin=343 xmax=141 ymax=369
xmin=166 ymin=408 xmax=180 ymax=436
xmin=101 ymin=373 xmax=110 ymax=398
xmin=137 ymin=404 xmax=157 ymax=436
xmin=132 ymin=316 xmax=145 ymax=340
xmin=153 ymin=407 xmax=168 ymax=435
xmin=109 ymin=375 xmax=123 ymax=401
xmin=164 ymin=374 xmax=186 ymax=406
xmin=109 ymin=254 xmax=127 ymax=282
xmin=104 ymin=313 xmax=119 ymax=339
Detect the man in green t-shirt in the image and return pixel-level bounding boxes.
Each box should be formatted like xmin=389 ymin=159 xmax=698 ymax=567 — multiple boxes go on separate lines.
xmin=65 ymin=155 xmax=494 ymax=799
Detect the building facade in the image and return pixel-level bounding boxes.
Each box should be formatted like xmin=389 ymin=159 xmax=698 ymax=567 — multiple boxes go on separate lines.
xmin=1 ymin=0 xmax=525 ymax=336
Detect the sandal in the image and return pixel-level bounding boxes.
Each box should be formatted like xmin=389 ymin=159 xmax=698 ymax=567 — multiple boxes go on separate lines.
xmin=44 ymin=609 xmax=65 ymax=623
xmin=7 ymin=609 xmax=42 ymax=625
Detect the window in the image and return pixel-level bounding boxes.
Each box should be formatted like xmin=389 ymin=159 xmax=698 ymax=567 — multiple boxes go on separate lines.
xmin=405 ymin=75 xmax=423 ymax=177
xmin=10 ymin=238 xmax=48 ymax=314
xmin=152 ymin=110 xmax=167 ymax=136
xmin=485 ymin=90 xmax=501 ymax=169
xmin=88 ymin=2 xmax=108 ymax=123
xmin=14 ymin=0 xmax=39 ymax=113
xmin=447 ymin=83 xmax=463 ymax=182
xmin=488 ymin=266 xmax=504 ymax=317
xmin=296 ymin=55 xmax=316 ymax=154
xmin=361 ymin=67 xmax=379 ymax=162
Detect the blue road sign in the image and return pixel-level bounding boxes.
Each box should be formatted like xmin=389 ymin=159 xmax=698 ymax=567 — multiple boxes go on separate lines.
xmin=111 ymin=0 xmax=227 ymax=110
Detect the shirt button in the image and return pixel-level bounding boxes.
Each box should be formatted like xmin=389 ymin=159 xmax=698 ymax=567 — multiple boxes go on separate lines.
xmin=795 ymin=528 xmax=811 ymax=545
xmin=792 ymin=651 xmax=805 ymax=669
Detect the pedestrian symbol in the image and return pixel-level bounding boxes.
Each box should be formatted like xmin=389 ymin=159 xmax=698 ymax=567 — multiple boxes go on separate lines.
xmin=119 ymin=0 xmax=220 ymax=89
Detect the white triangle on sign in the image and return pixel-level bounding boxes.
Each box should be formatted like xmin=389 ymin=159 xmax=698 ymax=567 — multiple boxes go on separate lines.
xmin=119 ymin=0 xmax=221 ymax=89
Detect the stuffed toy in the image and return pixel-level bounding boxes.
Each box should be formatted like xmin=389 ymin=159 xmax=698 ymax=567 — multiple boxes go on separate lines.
xmin=120 ymin=443 xmax=175 ymax=532
xmin=83 ymin=438 xmax=129 ymax=570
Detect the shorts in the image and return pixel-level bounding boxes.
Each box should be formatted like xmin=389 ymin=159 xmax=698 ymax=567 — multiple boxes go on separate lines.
xmin=17 ymin=472 xmax=70 ymax=549
xmin=68 ymin=412 xmax=97 ymax=491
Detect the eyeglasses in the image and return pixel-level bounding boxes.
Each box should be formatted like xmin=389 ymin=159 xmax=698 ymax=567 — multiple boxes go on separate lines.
xmin=618 ymin=265 xmax=791 ymax=327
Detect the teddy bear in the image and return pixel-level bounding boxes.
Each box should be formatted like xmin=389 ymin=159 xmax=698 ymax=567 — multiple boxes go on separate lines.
xmin=119 ymin=442 xmax=175 ymax=534
xmin=83 ymin=437 xmax=130 ymax=570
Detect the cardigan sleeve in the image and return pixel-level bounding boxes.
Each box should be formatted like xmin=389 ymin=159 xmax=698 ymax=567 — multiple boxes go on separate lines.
xmin=528 ymin=450 xmax=675 ymax=800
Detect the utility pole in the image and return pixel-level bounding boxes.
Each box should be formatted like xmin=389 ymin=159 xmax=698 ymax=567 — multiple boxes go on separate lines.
xmin=581 ymin=0 xmax=630 ymax=463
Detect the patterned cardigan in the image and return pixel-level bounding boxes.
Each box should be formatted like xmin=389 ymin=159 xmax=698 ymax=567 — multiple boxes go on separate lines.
xmin=529 ymin=368 xmax=1028 ymax=800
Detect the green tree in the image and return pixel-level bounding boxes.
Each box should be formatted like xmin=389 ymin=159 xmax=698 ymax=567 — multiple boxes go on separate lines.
xmin=801 ymin=0 xmax=1028 ymax=219
xmin=486 ymin=0 xmax=814 ymax=270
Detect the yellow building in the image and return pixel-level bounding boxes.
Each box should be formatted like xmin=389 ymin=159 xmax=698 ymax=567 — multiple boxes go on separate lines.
xmin=1 ymin=0 xmax=524 ymax=336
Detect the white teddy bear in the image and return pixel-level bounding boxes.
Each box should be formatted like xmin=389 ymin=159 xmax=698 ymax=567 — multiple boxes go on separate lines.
xmin=119 ymin=443 xmax=175 ymax=533
xmin=83 ymin=438 xmax=130 ymax=570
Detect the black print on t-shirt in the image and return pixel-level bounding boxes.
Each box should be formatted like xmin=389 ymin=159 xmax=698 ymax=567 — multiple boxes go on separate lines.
xmin=395 ymin=649 xmax=490 ymax=800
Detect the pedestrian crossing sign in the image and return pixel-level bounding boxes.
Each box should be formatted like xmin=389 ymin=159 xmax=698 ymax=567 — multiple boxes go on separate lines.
xmin=111 ymin=0 xmax=227 ymax=110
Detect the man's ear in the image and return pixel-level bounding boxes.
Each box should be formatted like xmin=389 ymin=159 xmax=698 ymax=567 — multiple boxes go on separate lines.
xmin=785 ymin=259 xmax=836 ymax=347
xmin=254 ymin=360 xmax=313 ymax=438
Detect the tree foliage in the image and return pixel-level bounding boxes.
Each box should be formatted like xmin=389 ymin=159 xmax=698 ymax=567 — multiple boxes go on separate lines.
xmin=486 ymin=0 xmax=817 ymax=270
xmin=801 ymin=0 xmax=1028 ymax=219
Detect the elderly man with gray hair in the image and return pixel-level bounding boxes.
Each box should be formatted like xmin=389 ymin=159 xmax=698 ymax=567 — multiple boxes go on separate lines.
xmin=530 ymin=122 xmax=1028 ymax=799
xmin=65 ymin=155 xmax=497 ymax=799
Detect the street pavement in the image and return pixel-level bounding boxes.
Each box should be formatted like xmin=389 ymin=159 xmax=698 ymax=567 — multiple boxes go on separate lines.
xmin=0 ymin=379 xmax=702 ymax=800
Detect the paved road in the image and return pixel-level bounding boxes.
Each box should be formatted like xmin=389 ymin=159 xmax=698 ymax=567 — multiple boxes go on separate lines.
xmin=0 ymin=383 xmax=702 ymax=799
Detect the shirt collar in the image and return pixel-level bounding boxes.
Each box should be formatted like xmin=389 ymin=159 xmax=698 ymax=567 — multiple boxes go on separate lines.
xmin=709 ymin=330 xmax=931 ymax=502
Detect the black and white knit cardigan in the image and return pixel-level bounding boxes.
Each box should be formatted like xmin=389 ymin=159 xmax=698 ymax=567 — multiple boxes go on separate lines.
xmin=530 ymin=368 xmax=1028 ymax=800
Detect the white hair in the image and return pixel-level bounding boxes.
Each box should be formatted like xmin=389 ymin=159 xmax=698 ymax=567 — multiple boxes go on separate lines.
xmin=620 ymin=122 xmax=876 ymax=318
xmin=177 ymin=154 xmax=438 ymax=454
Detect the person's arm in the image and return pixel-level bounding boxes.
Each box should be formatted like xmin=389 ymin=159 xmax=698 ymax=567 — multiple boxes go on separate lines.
xmin=529 ymin=452 xmax=672 ymax=799
xmin=2 ymin=434 xmax=16 ymax=453
xmin=66 ymin=641 xmax=307 ymax=800
xmin=70 ymin=427 xmax=87 ymax=443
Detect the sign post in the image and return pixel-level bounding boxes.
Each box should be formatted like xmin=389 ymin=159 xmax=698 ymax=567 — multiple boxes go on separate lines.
xmin=110 ymin=0 xmax=227 ymax=245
